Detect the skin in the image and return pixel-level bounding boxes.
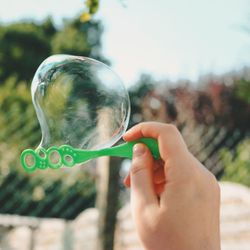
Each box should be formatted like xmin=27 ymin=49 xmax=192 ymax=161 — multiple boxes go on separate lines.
xmin=123 ymin=122 xmax=221 ymax=250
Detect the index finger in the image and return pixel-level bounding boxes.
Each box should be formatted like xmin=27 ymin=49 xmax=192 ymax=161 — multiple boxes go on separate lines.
xmin=123 ymin=122 xmax=188 ymax=160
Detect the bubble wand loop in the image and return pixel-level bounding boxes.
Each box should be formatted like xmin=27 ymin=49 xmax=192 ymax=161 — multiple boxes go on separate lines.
xmin=21 ymin=138 xmax=160 ymax=173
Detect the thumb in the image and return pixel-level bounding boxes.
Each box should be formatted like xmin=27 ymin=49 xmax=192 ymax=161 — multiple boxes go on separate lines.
xmin=130 ymin=143 xmax=158 ymax=211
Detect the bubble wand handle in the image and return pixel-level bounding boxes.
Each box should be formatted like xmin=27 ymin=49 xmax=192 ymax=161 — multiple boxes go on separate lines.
xmin=20 ymin=138 xmax=160 ymax=173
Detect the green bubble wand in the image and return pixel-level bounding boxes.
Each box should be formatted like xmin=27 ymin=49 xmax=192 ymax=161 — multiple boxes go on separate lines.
xmin=21 ymin=138 xmax=159 ymax=173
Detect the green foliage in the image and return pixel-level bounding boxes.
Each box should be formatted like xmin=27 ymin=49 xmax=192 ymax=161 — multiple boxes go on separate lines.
xmin=221 ymin=139 xmax=250 ymax=187
xmin=51 ymin=18 xmax=106 ymax=64
xmin=52 ymin=25 xmax=90 ymax=55
xmin=0 ymin=79 xmax=39 ymax=151
xmin=0 ymin=17 xmax=106 ymax=85
xmin=0 ymin=78 xmax=96 ymax=219
xmin=235 ymin=78 xmax=250 ymax=104
xmin=81 ymin=0 xmax=100 ymax=22
xmin=0 ymin=15 xmax=107 ymax=218
xmin=85 ymin=0 xmax=100 ymax=15
xmin=0 ymin=21 xmax=52 ymax=83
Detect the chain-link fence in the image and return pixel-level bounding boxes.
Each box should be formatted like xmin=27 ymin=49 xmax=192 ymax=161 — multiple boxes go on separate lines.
xmin=0 ymin=100 xmax=248 ymax=220
xmin=0 ymin=82 xmax=96 ymax=220
xmin=1 ymin=76 xmax=250 ymax=250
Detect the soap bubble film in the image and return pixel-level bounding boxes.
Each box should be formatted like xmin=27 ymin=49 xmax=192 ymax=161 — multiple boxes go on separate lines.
xmin=31 ymin=55 xmax=130 ymax=150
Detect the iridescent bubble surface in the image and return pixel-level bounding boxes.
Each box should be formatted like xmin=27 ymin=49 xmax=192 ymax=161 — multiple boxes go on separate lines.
xmin=32 ymin=55 xmax=130 ymax=151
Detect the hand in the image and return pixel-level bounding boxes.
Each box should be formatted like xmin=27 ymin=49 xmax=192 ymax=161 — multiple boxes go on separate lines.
xmin=123 ymin=122 xmax=221 ymax=250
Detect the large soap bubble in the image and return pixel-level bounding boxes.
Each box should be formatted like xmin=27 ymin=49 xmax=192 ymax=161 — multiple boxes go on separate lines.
xmin=32 ymin=54 xmax=130 ymax=151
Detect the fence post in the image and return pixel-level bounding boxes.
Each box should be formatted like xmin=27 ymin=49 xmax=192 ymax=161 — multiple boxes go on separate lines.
xmin=96 ymin=156 xmax=121 ymax=250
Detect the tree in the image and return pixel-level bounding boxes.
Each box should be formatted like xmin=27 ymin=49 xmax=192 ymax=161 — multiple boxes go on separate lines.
xmin=0 ymin=21 xmax=52 ymax=83
xmin=0 ymin=15 xmax=107 ymax=219
xmin=0 ymin=16 xmax=107 ymax=85
xmin=51 ymin=18 xmax=108 ymax=64
xmin=221 ymin=139 xmax=250 ymax=187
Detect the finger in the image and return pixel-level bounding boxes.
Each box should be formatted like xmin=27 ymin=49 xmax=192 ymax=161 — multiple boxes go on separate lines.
xmin=124 ymin=175 xmax=166 ymax=197
xmin=123 ymin=122 xmax=166 ymax=141
xmin=123 ymin=122 xmax=188 ymax=160
xmin=154 ymin=183 xmax=166 ymax=196
xmin=123 ymin=173 xmax=130 ymax=187
xmin=130 ymin=143 xmax=158 ymax=211
xmin=153 ymin=160 xmax=166 ymax=184
xmin=124 ymin=160 xmax=165 ymax=188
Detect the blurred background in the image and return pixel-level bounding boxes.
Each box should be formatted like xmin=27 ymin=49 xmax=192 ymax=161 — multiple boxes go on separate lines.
xmin=0 ymin=0 xmax=250 ymax=249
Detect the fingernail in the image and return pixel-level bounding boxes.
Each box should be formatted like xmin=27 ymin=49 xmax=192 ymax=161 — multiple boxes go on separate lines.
xmin=123 ymin=177 xmax=129 ymax=187
xmin=133 ymin=144 xmax=145 ymax=157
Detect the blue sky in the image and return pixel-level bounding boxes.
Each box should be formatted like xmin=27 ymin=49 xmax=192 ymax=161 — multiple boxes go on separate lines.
xmin=0 ymin=0 xmax=249 ymax=86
